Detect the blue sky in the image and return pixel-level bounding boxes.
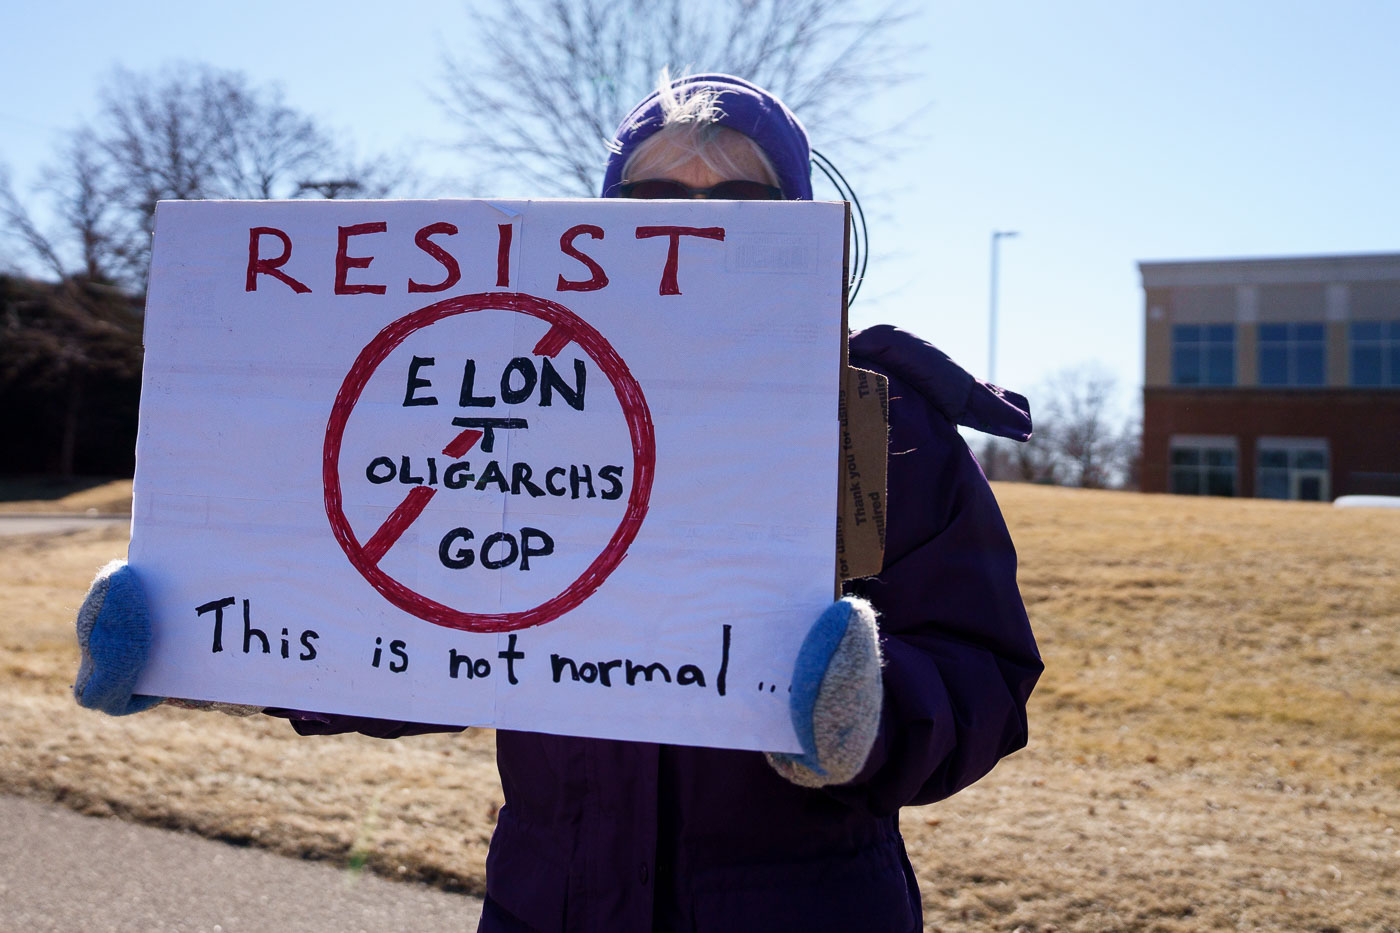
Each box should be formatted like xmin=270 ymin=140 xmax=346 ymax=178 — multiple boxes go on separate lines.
xmin=2 ymin=1 xmax=1396 ymax=417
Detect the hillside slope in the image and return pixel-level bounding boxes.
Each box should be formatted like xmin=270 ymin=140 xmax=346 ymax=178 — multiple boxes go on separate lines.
xmin=2 ymin=482 xmax=1396 ymax=930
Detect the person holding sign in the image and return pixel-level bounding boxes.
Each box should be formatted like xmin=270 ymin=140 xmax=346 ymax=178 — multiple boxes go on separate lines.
xmin=75 ymin=73 xmax=1040 ymax=933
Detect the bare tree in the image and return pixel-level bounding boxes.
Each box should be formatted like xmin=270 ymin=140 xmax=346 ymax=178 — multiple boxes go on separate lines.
xmin=2 ymin=158 xmax=143 ymax=475
xmin=1037 ymin=364 xmax=1137 ymax=489
xmin=2 ymin=63 xmax=407 ymax=291
xmin=1011 ymin=433 xmax=1062 ymax=485
xmin=1 ymin=63 xmax=412 ymax=477
xmin=979 ymin=431 xmax=1059 ymax=485
xmin=439 ymin=0 xmax=911 ymax=196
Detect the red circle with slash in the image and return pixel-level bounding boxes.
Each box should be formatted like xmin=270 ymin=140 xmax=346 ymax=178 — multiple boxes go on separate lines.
xmin=323 ymin=292 xmax=655 ymax=632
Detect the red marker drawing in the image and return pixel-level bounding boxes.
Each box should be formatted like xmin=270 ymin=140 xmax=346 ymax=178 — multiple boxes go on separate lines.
xmin=323 ymin=292 xmax=655 ymax=633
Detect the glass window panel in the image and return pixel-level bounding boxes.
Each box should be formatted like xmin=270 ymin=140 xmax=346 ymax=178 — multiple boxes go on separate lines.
xmin=1295 ymin=347 xmax=1325 ymax=385
xmin=1259 ymin=347 xmax=1288 ymax=385
xmin=1206 ymin=346 xmax=1234 ymax=385
xmin=1352 ymin=321 xmax=1382 ymax=341
xmin=1352 ymin=347 xmax=1382 ymax=385
xmin=1295 ymin=450 xmax=1327 ymax=470
xmin=1170 ymin=469 xmax=1200 ymax=495
xmin=1257 ymin=470 xmax=1289 ymax=499
xmin=1388 ymin=346 xmax=1400 ymax=385
xmin=1295 ymin=323 xmax=1325 ymax=341
xmin=1205 ymin=449 xmax=1235 ymax=467
xmin=1388 ymin=321 xmax=1400 ymax=340
xmin=1171 ymin=447 xmax=1201 ymax=466
xmin=1173 ymin=324 xmax=1201 ymax=343
xmin=1206 ymin=469 xmax=1235 ymax=497
xmin=1173 ymin=347 xmax=1201 ymax=385
xmin=1259 ymin=449 xmax=1289 ymax=469
xmin=1206 ymin=324 xmax=1234 ymax=342
xmin=1258 ymin=323 xmax=1287 ymax=342
xmin=1297 ymin=476 xmax=1324 ymax=501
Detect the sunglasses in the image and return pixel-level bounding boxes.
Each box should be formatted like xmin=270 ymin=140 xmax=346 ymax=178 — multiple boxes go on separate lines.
xmin=618 ymin=179 xmax=784 ymax=201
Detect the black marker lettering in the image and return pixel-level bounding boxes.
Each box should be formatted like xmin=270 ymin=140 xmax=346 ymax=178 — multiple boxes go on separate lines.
xmin=389 ymin=639 xmax=409 ymax=673
xmin=598 ymin=659 xmax=623 ymax=686
xmin=519 ymin=527 xmax=554 ymax=571
xmin=717 ymin=624 xmax=731 ymax=696
xmin=598 ymin=464 xmax=624 ymax=500
xmin=196 ymin=597 xmax=236 ymax=653
xmin=404 ymin=356 xmax=437 ymax=406
xmin=626 ymin=660 xmax=671 ymax=685
xmin=539 ymin=358 xmax=586 ymax=410
xmin=551 ymin=653 xmax=579 ymax=682
xmin=399 ymin=455 xmax=425 ymax=485
xmin=366 ymin=457 xmax=395 ymax=484
xmin=497 ymin=634 xmax=524 ymax=684
xmin=476 ymin=460 xmax=509 ymax=493
xmin=500 ymin=357 xmax=538 ymax=405
xmin=458 ymin=360 xmax=496 ymax=407
xmin=444 ymin=461 xmax=474 ymax=489
xmin=439 ymin=527 xmax=475 ymax=569
xmin=676 ymin=664 xmax=706 ymax=687
xmin=511 ymin=462 xmax=544 ymax=497
xmin=570 ymin=464 xmax=596 ymax=499
xmin=480 ymin=531 xmax=519 ymax=570
xmin=242 ymin=599 xmax=269 ymax=654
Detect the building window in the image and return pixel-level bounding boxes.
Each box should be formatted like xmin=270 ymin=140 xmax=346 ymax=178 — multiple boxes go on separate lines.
xmin=1350 ymin=320 xmax=1400 ymax=386
xmin=1258 ymin=323 xmax=1326 ymax=386
xmin=1169 ymin=438 xmax=1236 ymax=496
xmin=1171 ymin=325 xmax=1235 ymax=386
xmin=1256 ymin=439 xmax=1330 ymax=501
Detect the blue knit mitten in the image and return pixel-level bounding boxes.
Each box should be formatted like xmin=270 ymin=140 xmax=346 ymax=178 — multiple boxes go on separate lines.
xmin=766 ymin=597 xmax=883 ymax=787
xmin=74 ymin=560 xmax=163 ymax=716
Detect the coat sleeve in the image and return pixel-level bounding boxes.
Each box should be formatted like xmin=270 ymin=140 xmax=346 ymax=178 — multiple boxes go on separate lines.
xmin=827 ymin=375 xmax=1042 ymax=816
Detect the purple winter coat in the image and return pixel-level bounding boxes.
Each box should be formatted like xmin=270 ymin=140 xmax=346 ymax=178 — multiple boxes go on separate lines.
xmin=271 ymin=324 xmax=1041 ymax=933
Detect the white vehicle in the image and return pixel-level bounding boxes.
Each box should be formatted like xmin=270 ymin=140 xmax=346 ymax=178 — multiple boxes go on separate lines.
xmin=1333 ymin=495 xmax=1400 ymax=509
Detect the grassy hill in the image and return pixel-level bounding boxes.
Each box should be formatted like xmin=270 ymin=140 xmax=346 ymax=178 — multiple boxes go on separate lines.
xmin=2 ymin=481 xmax=1396 ymax=931
xmin=0 ymin=477 xmax=133 ymax=514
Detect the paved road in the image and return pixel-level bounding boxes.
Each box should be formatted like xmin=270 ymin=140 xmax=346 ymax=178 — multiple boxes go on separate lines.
xmin=0 ymin=795 xmax=483 ymax=933
xmin=0 ymin=514 xmax=129 ymax=537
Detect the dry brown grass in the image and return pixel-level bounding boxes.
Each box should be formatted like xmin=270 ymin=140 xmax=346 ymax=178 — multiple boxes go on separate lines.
xmin=0 ymin=478 xmax=133 ymax=514
xmin=2 ymin=481 xmax=1398 ymax=930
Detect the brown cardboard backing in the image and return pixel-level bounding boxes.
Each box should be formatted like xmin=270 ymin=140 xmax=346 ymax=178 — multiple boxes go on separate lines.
xmin=832 ymin=201 xmax=889 ymax=587
xmin=837 ymin=366 xmax=889 ymax=583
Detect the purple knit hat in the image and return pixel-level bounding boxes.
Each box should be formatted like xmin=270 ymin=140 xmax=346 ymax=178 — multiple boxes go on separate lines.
xmin=600 ymin=74 xmax=813 ymax=201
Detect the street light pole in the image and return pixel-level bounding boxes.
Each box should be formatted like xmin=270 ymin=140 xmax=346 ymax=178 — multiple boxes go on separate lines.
xmin=988 ymin=230 xmax=1019 ymax=386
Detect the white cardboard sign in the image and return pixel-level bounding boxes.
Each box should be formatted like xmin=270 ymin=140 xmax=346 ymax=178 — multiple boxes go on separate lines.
xmin=130 ymin=198 xmax=845 ymax=753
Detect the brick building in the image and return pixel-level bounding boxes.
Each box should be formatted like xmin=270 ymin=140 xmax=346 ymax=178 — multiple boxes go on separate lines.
xmin=1139 ymin=253 xmax=1400 ymax=499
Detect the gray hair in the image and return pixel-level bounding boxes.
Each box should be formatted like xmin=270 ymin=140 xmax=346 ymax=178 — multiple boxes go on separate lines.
xmin=620 ymin=68 xmax=778 ymax=186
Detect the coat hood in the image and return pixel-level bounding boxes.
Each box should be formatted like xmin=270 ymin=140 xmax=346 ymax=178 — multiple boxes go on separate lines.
xmin=600 ymin=73 xmax=813 ymax=201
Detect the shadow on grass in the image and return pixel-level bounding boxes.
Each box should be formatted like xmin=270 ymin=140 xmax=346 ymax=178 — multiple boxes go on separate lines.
xmin=0 ymin=476 xmax=124 ymax=503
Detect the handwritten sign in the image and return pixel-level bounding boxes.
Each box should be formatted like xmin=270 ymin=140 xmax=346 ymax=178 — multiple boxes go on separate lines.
xmin=130 ymin=198 xmax=846 ymax=753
